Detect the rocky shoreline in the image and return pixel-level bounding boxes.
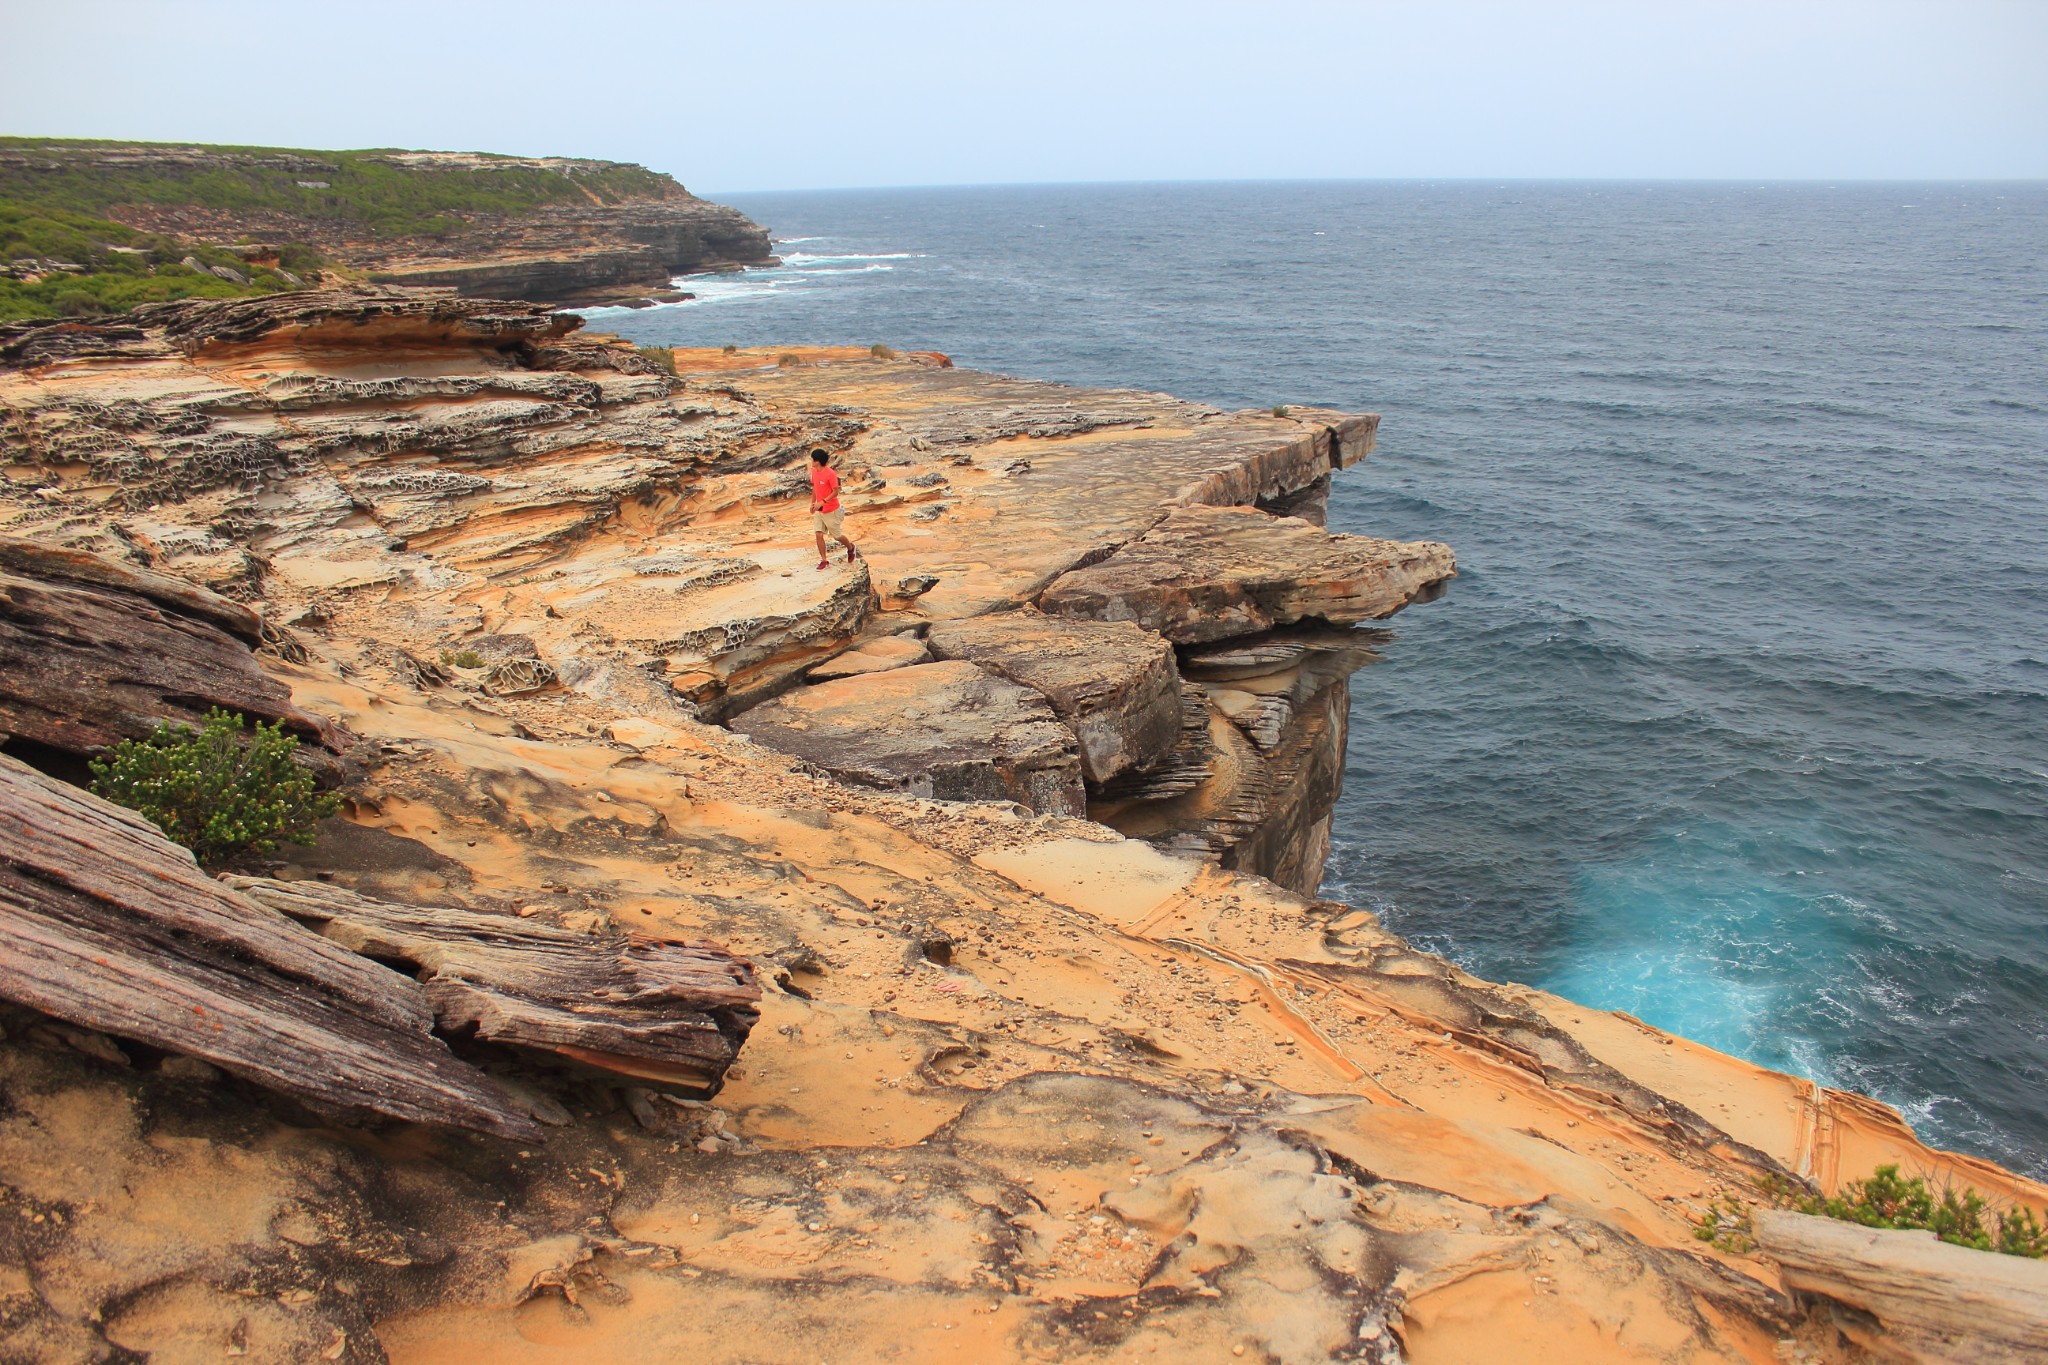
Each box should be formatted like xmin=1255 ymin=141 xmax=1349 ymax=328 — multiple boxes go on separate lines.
xmin=1 ymin=289 xmax=2043 ymax=1363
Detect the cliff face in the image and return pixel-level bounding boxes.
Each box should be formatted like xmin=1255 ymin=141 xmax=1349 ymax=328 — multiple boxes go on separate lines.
xmin=0 ymin=292 xmax=2041 ymax=1364
xmin=0 ymin=142 xmax=776 ymax=307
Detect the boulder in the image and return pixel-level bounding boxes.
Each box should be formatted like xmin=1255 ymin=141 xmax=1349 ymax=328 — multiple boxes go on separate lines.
xmin=730 ymin=660 xmax=1086 ymax=816
xmin=1038 ymin=504 xmax=1455 ymax=644
xmin=927 ymin=612 xmax=1180 ymax=785
xmin=809 ymin=632 xmax=931 ymax=681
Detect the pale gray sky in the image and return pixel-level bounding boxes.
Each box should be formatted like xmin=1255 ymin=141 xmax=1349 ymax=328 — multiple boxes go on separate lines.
xmin=6 ymin=0 xmax=2044 ymax=190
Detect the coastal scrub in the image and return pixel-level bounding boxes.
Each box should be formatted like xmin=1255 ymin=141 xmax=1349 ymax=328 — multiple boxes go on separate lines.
xmin=88 ymin=708 xmax=340 ymax=866
xmin=1696 ymin=1165 xmax=2048 ymax=1258
xmin=0 ymin=205 xmax=310 ymax=321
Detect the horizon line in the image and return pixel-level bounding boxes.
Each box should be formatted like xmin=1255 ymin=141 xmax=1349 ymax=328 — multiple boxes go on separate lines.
xmin=700 ymin=174 xmax=2048 ymax=197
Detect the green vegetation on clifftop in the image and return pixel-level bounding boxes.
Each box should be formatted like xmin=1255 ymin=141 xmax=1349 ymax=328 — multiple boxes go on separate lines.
xmin=0 ymin=137 xmax=711 ymax=322
xmin=0 ymin=205 xmax=317 ymax=321
xmin=88 ymin=708 xmax=341 ymax=867
xmin=1 ymin=137 xmax=683 ymax=239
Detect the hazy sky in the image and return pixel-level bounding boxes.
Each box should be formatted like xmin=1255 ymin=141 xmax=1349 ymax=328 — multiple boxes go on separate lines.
xmin=5 ymin=0 xmax=2043 ymax=191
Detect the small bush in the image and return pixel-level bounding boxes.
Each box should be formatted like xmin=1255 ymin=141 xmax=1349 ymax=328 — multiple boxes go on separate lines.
xmin=1694 ymin=1165 xmax=2048 ymax=1259
xmin=88 ymin=708 xmax=340 ymax=866
xmin=276 ymin=242 xmax=328 ymax=274
xmin=1801 ymin=1165 xmax=2048 ymax=1257
xmin=777 ymin=352 xmax=802 ymax=368
xmin=1272 ymin=405 xmax=1291 ymax=418
xmin=721 ymin=342 xmax=739 ymax=354
xmin=635 ymin=344 xmax=678 ymax=375
xmin=869 ymin=343 xmax=895 ymax=359
xmin=440 ymin=648 xmax=485 ymax=669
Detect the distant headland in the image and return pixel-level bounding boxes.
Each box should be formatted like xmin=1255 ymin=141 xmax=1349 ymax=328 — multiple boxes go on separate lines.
xmin=0 ymin=137 xmax=775 ymax=320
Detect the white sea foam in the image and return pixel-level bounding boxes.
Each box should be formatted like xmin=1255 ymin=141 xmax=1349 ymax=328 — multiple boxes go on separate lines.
xmin=782 ymin=251 xmax=924 ymax=265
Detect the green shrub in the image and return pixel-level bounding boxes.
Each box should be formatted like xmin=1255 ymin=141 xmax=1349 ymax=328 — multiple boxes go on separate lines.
xmin=777 ymin=352 xmax=802 ymax=368
xmin=869 ymin=343 xmax=895 ymax=359
xmin=88 ymin=708 xmax=340 ymax=865
xmin=1272 ymin=405 xmax=1291 ymax=418
xmin=721 ymin=342 xmax=739 ymax=354
xmin=1800 ymin=1165 xmax=2048 ymax=1257
xmin=635 ymin=344 xmax=678 ymax=375
xmin=52 ymin=289 xmax=106 ymax=317
xmin=439 ymin=648 xmax=485 ymax=669
xmin=1693 ymin=1165 xmax=2048 ymax=1259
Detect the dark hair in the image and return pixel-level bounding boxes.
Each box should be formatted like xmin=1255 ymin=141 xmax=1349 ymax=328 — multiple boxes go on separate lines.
xmin=810 ymin=448 xmax=830 ymax=464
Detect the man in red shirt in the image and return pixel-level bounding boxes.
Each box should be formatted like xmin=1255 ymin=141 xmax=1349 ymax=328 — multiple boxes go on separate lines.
xmin=809 ymin=448 xmax=858 ymax=569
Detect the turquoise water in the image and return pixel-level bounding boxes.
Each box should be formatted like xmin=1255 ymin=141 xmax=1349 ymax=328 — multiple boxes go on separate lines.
xmin=590 ymin=181 xmax=2048 ymax=1176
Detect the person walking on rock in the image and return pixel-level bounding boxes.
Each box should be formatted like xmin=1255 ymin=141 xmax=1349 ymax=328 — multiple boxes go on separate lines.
xmin=810 ymin=447 xmax=858 ymax=569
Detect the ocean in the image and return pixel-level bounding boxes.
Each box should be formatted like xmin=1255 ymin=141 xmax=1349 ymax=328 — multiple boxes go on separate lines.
xmin=587 ymin=180 xmax=2048 ymax=1178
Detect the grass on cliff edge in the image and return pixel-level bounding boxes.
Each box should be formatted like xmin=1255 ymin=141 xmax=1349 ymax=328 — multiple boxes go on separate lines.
xmin=1695 ymin=1164 xmax=2048 ymax=1258
xmin=1 ymin=137 xmax=681 ymax=239
xmin=0 ymin=205 xmax=317 ymax=322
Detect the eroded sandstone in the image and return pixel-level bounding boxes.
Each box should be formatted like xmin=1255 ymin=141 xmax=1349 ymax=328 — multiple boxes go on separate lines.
xmin=0 ymin=290 xmax=2040 ymax=1365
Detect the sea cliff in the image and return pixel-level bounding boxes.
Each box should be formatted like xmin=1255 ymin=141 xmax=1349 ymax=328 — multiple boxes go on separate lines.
xmin=0 ymin=140 xmax=775 ymax=314
xmin=0 ymin=290 xmax=2042 ymax=1363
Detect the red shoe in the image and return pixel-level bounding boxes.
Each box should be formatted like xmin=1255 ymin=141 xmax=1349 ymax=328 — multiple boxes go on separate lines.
xmin=816 ymin=558 xmax=830 ymax=570
xmin=845 ymin=544 xmax=860 ymax=564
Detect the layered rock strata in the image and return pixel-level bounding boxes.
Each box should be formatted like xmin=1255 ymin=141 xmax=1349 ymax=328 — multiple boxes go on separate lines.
xmin=232 ymin=877 xmax=761 ymax=1097
xmin=0 ymin=752 xmax=540 ymax=1138
xmin=0 ymin=291 xmax=1425 ymax=883
xmin=0 ymin=291 xmax=2042 ymax=1364
xmin=1753 ymin=1209 xmax=2048 ymax=1363
xmin=0 ymin=533 xmax=344 ymax=780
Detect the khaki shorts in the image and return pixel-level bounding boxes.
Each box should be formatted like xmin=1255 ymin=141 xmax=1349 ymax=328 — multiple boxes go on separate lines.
xmin=812 ymin=506 xmax=845 ymax=534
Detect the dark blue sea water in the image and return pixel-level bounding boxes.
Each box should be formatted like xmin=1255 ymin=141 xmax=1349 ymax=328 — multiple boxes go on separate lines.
xmin=590 ymin=182 xmax=2048 ymax=1177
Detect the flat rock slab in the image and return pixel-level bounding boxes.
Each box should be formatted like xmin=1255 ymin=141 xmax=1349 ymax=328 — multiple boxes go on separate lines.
xmin=1038 ymin=504 xmax=1456 ymax=644
xmin=927 ymin=612 xmax=1179 ymax=785
xmin=809 ymin=633 xmax=931 ymax=681
xmin=730 ymin=660 xmax=1086 ymax=816
xmin=0 ymin=753 xmax=537 ymax=1139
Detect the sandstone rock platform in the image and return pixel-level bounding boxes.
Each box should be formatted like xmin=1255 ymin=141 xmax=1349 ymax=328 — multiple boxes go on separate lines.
xmin=0 ymin=290 xmax=2040 ymax=1365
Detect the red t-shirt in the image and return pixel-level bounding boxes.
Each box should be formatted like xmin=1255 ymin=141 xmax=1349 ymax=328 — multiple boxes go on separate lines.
xmin=810 ymin=464 xmax=840 ymax=513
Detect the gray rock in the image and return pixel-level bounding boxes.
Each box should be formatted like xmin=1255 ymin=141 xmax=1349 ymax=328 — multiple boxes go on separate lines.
xmin=927 ymin=612 xmax=1180 ymax=785
xmin=730 ymin=660 xmax=1085 ymax=816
